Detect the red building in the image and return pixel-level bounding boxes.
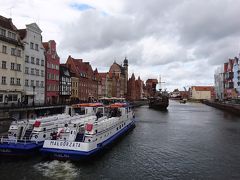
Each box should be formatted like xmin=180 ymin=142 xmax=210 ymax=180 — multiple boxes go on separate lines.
xmin=145 ymin=79 xmax=158 ymax=97
xmin=224 ymin=59 xmax=235 ymax=99
xmin=43 ymin=40 xmax=60 ymax=104
xmin=66 ymin=56 xmax=98 ymax=102
xmin=127 ymin=74 xmax=144 ymax=101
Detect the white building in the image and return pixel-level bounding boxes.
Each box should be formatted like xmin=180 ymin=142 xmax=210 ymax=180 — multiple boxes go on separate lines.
xmin=0 ymin=16 xmax=24 ymax=107
xmin=214 ymin=65 xmax=225 ymax=100
xmin=19 ymin=23 xmax=45 ymax=105
xmin=190 ymin=86 xmax=214 ymax=100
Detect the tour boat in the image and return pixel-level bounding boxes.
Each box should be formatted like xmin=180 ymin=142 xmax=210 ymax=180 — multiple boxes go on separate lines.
xmin=41 ymin=103 xmax=135 ymax=161
xmin=0 ymin=103 xmax=103 ymax=157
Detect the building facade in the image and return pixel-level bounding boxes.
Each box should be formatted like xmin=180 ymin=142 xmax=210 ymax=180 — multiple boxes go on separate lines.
xmin=0 ymin=16 xmax=24 ymax=107
xmin=19 ymin=23 xmax=45 ymax=106
xmin=224 ymin=59 xmax=235 ymax=99
xmin=59 ymin=64 xmax=71 ymax=104
xmin=214 ymin=65 xmax=225 ymax=100
xmin=43 ymin=40 xmax=60 ymax=105
xmin=66 ymin=56 xmax=98 ymax=102
xmin=232 ymin=57 xmax=240 ymax=97
xmin=190 ymin=86 xmax=214 ymax=100
xmin=70 ymin=76 xmax=79 ymax=103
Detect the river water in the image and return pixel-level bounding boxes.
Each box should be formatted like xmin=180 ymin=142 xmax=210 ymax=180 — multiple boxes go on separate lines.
xmin=1 ymin=100 xmax=240 ymax=180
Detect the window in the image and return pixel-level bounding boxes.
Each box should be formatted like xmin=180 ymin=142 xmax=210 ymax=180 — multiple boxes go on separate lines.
xmin=31 ymin=57 xmax=35 ymax=64
xmin=47 ymin=73 xmax=50 ymax=79
xmin=10 ymin=77 xmax=14 ymax=85
xmin=31 ymin=68 xmax=34 ymax=75
xmin=36 ymin=69 xmax=39 ymax=76
xmin=16 ymin=78 xmax=20 ymax=85
xmin=2 ymin=45 xmax=7 ymax=54
xmin=41 ymin=60 xmax=44 ymax=66
xmin=52 ymin=64 xmax=54 ymax=69
xmin=56 ymin=65 xmax=59 ymax=70
xmin=36 ymin=58 xmax=40 ymax=65
xmin=25 ymin=56 xmax=29 ymax=63
xmin=16 ymin=64 xmax=21 ymax=71
xmin=11 ymin=48 xmax=15 ymax=56
xmin=36 ymin=81 xmax=39 ymax=87
xmin=11 ymin=63 xmax=15 ymax=70
xmin=0 ymin=94 xmax=3 ymax=102
xmin=17 ymin=50 xmax=21 ymax=57
xmin=41 ymin=70 xmax=44 ymax=77
xmin=0 ymin=28 xmax=6 ymax=36
xmin=12 ymin=33 xmax=16 ymax=40
xmin=41 ymin=81 xmax=44 ymax=87
xmin=35 ymin=44 xmax=39 ymax=51
xmin=30 ymin=42 xmax=34 ymax=49
xmin=8 ymin=94 xmax=18 ymax=102
xmin=25 ymin=67 xmax=29 ymax=74
xmin=51 ymin=74 xmax=54 ymax=80
xmin=31 ymin=80 xmax=34 ymax=87
xmin=2 ymin=76 xmax=6 ymax=85
xmin=25 ymin=79 xmax=28 ymax=86
xmin=2 ymin=61 xmax=6 ymax=69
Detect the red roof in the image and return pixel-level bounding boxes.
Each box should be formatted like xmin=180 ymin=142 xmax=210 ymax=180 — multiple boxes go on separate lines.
xmin=192 ymin=86 xmax=214 ymax=91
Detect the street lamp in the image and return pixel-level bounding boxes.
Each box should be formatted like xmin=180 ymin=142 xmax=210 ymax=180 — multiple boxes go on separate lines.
xmin=33 ymin=85 xmax=35 ymax=106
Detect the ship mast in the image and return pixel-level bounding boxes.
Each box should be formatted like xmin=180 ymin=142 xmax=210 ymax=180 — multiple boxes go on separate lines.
xmin=158 ymin=75 xmax=165 ymax=92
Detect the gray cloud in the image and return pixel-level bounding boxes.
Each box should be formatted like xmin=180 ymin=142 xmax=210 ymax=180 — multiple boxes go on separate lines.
xmin=59 ymin=0 xmax=240 ymax=90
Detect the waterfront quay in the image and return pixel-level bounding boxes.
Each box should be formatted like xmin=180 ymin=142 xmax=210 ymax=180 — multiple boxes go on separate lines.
xmin=1 ymin=100 xmax=240 ymax=179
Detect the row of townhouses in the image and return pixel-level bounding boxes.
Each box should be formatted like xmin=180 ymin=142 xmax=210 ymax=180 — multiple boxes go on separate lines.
xmin=0 ymin=15 xmax=150 ymax=107
xmin=214 ymin=56 xmax=240 ymax=100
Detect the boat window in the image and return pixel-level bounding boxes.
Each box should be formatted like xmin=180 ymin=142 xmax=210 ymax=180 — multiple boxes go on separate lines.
xmin=74 ymin=124 xmax=76 ymax=127
xmin=43 ymin=134 xmax=46 ymax=138
xmin=95 ymin=130 xmax=98 ymax=133
xmin=43 ymin=128 xmax=46 ymax=131
xmin=88 ymin=139 xmax=91 ymax=142
xmin=74 ymin=107 xmax=85 ymax=115
xmin=117 ymin=127 xmax=118 ymax=130
xmin=71 ymin=131 xmax=73 ymax=134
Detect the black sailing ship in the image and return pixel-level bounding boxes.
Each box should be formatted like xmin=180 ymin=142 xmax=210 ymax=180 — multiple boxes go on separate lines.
xmin=148 ymin=77 xmax=169 ymax=110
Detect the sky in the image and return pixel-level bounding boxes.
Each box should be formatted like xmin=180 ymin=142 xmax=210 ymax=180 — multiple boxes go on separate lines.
xmin=1 ymin=0 xmax=240 ymax=91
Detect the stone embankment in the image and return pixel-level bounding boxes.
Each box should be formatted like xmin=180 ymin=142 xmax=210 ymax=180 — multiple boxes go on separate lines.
xmin=202 ymin=100 xmax=240 ymax=116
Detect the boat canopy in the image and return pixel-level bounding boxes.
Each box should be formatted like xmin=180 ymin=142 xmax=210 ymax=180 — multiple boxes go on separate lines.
xmin=72 ymin=103 xmax=103 ymax=108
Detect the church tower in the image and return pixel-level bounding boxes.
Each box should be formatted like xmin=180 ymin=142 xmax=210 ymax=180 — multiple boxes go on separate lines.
xmin=123 ymin=57 xmax=128 ymax=97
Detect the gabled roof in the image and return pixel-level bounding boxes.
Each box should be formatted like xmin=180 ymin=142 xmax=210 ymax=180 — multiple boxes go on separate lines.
xmin=26 ymin=23 xmax=42 ymax=33
xmin=0 ymin=15 xmax=18 ymax=31
xmin=42 ymin=42 xmax=49 ymax=51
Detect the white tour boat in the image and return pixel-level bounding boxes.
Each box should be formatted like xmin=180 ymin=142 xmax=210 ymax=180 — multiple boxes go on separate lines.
xmin=41 ymin=103 xmax=135 ymax=160
xmin=0 ymin=103 xmax=103 ymax=156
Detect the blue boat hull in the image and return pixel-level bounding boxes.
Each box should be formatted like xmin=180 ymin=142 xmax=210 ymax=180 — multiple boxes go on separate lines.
xmin=0 ymin=141 xmax=44 ymax=157
xmin=41 ymin=121 xmax=135 ymax=161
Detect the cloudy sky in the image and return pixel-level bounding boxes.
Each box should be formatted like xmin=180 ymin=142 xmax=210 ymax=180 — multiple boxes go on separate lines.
xmin=1 ymin=0 xmax=240 ymax=91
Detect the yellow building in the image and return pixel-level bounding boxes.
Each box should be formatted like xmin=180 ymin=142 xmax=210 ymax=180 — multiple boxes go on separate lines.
xmin=190 ymin=86 xmax=214 ymax=100
xmin=0 ymin=16 xmax=24 ymax=107
xmin=70 ymin=77 xmax=79 ymax=103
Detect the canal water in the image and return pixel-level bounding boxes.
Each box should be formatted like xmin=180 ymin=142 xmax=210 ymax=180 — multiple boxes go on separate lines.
xmin=1 ymin=100 xmax=240 ymax=179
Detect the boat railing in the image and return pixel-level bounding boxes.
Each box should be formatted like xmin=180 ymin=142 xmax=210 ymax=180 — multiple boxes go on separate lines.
xmin=0 ymin=136 xmax=39 ymax=144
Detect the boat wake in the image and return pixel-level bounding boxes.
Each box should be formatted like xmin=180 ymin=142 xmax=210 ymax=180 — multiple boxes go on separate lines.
xmin=34 ymin=160 xmax=78 ymax=179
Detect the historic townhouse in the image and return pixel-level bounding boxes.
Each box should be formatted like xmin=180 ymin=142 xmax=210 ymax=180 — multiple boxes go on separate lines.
xmin=43 ymin=40 xmax=60 ymax=104
xmin=19 ymin=23 xmax=45 ymax=106
xmin=59 ymin=64 xmax=71 ymax=104
xmin=224 ymin=59 xmax=235 ymax=99
xmin=0 ymin=16 xmax=24 ymax=107
xmin=66 ymin=56 xmax=98 ymax=102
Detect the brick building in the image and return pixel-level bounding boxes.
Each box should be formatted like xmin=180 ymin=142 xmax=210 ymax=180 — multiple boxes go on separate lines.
xmin=43 ymin=40 xmax=60 ymax=105
xmin=98 ymin=58 xmax=128 ymax=99
xmin=127 ymin=74 xmax=144 ymax=101
xmin=145 ymin=79 xmax=158 ymax=97
xmin=66 ymin=56 xmax=98 ymax=102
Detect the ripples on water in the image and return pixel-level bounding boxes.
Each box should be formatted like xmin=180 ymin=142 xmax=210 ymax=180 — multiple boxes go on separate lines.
xmin=34 ymin=160 xmax=78 ymax=180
